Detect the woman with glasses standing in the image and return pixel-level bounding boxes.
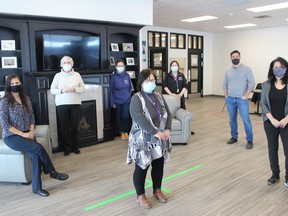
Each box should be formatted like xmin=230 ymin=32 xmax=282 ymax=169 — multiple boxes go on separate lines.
xmin=127 ymin=68 xmax=172 ymax=209
xmin=261 ymin=57 xmax=288 ymax=187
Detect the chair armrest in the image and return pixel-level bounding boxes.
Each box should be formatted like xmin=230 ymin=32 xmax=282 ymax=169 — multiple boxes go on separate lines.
xmin=35 ymin=125 xmax=49 ymax=138
xmin=175 ymin=108 xmax=193 ymax=122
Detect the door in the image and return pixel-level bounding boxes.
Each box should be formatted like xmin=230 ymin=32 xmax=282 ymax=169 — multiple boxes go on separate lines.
xmin=188 ymin=50 xmax=203 ymax=96
xmin=149 ymin=48 xmax=167 ymax=93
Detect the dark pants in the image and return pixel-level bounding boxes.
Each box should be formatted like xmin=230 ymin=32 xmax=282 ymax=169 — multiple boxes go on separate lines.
xmin=57 ymin=104 xmax=81 ymax=152
xmin=4 ymin=135 xmax=55 ymax=190
xmin=133 ymin=157 xmax=164 ymax=195
xmin=180 ymin=96 xmax=186 ymax=110
xmin=115 ymin=102 xmax=130 ymax=133
xmin=264 ymin=120 xmax=288 ymax=180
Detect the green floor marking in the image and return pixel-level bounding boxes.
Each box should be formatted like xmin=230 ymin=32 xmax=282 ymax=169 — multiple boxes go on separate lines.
xmin=84 ymin=164 xmax=202 ymax=211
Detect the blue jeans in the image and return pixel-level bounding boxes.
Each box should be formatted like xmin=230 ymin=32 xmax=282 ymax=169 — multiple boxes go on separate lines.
xmin=115 ymin=102 xmax=130 ymax=133
xmin=4 ymin=135 xmax=55 ymax=190
xmin=226 ymin=96 xmax=253 ymax=141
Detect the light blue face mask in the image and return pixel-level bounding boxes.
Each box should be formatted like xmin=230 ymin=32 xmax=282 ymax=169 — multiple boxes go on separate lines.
xmin=116 ymin=66 xmax=125 ymax=73
xmin=142 ymin=82 xmax=156 ymax=93
xmin=273 ymin=67 xmax=286 ymax=78
xmin=171 ymin=66 xmax=178 ymax=73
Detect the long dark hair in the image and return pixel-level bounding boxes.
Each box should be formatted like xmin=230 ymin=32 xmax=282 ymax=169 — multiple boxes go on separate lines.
xmin=267 ymin=57 xmax=288 ymax=84
xmin=4 ymin=74 xmax=29 ymax=111
xmin=137 ymin=68 xmax=157 ymax=91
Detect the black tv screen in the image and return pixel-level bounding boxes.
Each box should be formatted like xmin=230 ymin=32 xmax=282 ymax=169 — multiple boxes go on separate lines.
xmin=43 ymin=34 xmax=100 ymax=70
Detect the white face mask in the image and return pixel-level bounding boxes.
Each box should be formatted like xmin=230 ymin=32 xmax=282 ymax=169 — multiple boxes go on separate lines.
xmin=62 ymin=64 xmax=72 ymax=72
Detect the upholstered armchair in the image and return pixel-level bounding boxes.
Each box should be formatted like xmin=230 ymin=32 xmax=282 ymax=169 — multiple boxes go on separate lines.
xmin=162 ymin=95 xmax=193 ymax=145
xmin=0 ymin=125 xmax=52 ymax=184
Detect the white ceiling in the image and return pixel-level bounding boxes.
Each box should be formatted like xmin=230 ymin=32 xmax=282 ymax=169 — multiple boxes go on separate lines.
xmin=153 ymin=0 xmax=288 ymax=33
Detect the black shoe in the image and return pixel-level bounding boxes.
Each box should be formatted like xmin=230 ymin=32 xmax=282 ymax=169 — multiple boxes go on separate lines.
xmin=73 ymin=148 xmax=81 ymax=154
xmin=227 ymin=137 xmax=237 ymax=144
xmin=267 ymin=175 xmax=280 ymax=186
xmin=246 ymin=141 xmax=253 ymax=149
xmin=64 ymin=151 xmax=71 ymax=156
xmin=33 ymin=189 xmax=49 ymax=197
xmin=191 ymin=131 xmax=195 ymax=135
xmin=50 ymin=171 xmax=69 ymax=181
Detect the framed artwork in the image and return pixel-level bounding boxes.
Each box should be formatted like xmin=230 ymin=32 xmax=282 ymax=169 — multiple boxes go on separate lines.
xmin=1 ymin=40 xmax=16 ymax=50
xmin=110 ymin=43 xmax=119 ymax=51
xmin=110 ymin=56 xmax=115 ymax=66
xmin=1 ymin=57 xmax=17 ymax=68
xmin=127 ymin=71 xmax=136 ymax=79
xmin=126 ymin=57 xmax=135 ymax=66
xmin=122 ymin=43 xmax=134 ymax=51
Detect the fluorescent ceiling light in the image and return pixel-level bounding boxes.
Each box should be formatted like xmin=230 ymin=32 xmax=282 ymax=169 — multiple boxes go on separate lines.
xmin=181 ymin=15 xmax=218 ymax=23
xmin=224 ymin=23 xmax=256 ymax=29
xmin=247 ymin=2 xmax=288 ymax=12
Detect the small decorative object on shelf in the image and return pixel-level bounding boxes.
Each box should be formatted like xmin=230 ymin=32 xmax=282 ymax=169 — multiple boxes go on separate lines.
xmin=122 ymin=43 xmax=134 ymax=52
xmin=127 ymin=71 xmax=136 ymax=79
xmin=110 ymin=56 xmax=115 ymax=66
xmin=1 ymin=56 xmax=17 ymax=68
xmin=1 ymin=40 xmax=16 ymax=51
xmin=110 ymin=43 xmax=119 ymax=51
xmin=126 ymin=57 xmax=135 ymax=66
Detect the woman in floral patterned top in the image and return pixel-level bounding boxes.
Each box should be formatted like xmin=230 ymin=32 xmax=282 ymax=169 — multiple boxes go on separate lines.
xmin=0 ymin=74 xmax=69 ymax=197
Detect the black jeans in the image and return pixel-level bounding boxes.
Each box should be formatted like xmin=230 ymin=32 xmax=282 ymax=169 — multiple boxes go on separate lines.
xmin=57 ymin=104 xmax=81 ymax=152
xmin=264 ymin=120 xmax=288 ymax=180
xmin=133 ymin=157 xmax=164 ymax=195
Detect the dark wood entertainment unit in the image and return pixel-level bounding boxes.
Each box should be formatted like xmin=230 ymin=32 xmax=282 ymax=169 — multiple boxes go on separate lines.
xmin=0 ymin=14 xmax=142 ymax=147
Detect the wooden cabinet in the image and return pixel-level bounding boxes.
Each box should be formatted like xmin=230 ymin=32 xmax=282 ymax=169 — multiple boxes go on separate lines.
xmin=108 ymin=27 xmax=139 ymax=90
xmin=0 ymin=15 xmax=142 ymax=146
xmin=0 ymin=18 xmax=30 ymax=90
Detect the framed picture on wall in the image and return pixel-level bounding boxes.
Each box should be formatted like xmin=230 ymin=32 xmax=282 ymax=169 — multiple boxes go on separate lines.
xmin=122 ymin=43 xmax=134 ymax=51
xmin=110 ymin=56 xmax=115 ymax=66
xmin=126 ymin=57 xmax=135 ymax=66
xmin=1 ymin=57 xmax=17 ymax=68
xmin=110 ymin=43 xmax=119 ymax=51
xmin=1 ymin=40 xmax=16 ymax=50
xmin=127 ymin=71 xmax=136 ymax=79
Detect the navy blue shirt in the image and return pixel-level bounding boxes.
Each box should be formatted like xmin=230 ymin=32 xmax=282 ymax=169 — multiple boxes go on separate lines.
xmin=110 ymin=72 xmax=132 ymax=106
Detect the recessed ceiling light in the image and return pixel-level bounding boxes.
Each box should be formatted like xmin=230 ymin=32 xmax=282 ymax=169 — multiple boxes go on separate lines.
xmin=247 ymin=2 xmax=288 ymax=12
xmin=224 ymin=23 xmax=257 ymax=29
xmin=181 ymin=16 xmax=218 ymax=23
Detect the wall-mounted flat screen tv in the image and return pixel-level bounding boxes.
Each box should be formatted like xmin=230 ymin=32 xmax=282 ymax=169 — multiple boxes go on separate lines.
xmin=43 ymin=34 xmax=100 ymax=70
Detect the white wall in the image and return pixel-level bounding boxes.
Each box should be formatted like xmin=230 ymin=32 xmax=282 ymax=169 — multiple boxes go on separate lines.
xmin=213 ymin=26 xmax=288 ymax=96
xmin=0 ymin=0 xmax=153 ymax=25
xmin=140 ymin=26 xmax=214 ymax=95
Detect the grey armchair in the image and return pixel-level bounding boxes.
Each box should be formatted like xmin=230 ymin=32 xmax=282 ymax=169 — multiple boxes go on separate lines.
xmin=0 ymin=125 xmax=52 ymax=184
xmin=163 ymin=95 xmax=193 ymax=145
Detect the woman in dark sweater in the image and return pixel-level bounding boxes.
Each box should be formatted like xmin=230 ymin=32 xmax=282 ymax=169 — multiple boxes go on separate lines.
xmin=127 ymin=68 xmax=172 ymax=209
xmin=261 ymin=57 xmax=288 ymax=187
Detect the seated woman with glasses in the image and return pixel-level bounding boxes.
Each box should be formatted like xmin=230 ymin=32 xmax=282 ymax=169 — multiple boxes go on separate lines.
xmin=0 ymin=74 xmax=69 ymax=197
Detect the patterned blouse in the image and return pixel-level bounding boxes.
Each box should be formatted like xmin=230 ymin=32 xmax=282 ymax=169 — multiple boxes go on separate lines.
xmin=0 ymin=96 xmax=35 ymax=139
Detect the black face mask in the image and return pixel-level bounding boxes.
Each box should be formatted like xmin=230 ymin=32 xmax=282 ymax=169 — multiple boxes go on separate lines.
xmin=10 ymin=85 xmax=22 ymax=93
xmin=232 ymin=59 xmax=240 ymax=65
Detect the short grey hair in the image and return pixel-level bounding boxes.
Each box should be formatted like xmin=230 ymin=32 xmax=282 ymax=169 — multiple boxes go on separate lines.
xmin=60 ymin=56 xmax=74 ymax=67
